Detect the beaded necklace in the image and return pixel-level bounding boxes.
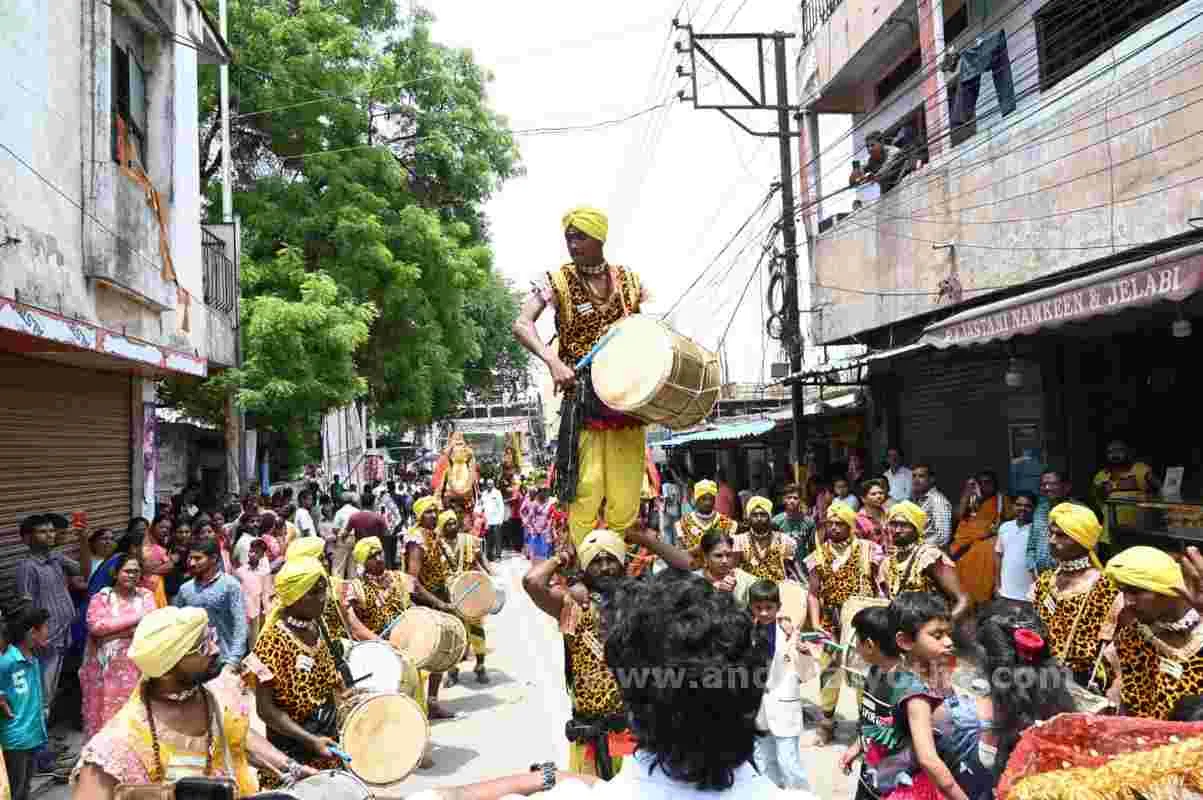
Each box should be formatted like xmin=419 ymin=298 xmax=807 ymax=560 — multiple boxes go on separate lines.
xmin=1056 ymin=556 xmax=1093 ymax=574
xmin=142 ymin=682 xmax=214 ymax=782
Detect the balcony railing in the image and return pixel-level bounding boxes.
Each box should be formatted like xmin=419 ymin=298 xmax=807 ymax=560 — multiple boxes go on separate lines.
xmin=202 ymin=227 xmax=236 ymax=315
xmin=800 ymin=0 xmax=845 ymax=47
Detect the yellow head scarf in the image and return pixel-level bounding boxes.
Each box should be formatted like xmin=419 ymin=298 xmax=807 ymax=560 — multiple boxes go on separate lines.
xmin=561 ymin=206 xmax=608 ymax=243
xmin=413 ymin=496 xmax=440 ymax=520
xmin=745 ymin=496 xmax=772 ymax=516
xmin=887 ymin=501 xmax=927 ymax=538
xmin=354 ymin=536 xmax=383 ymax=565
xmin=827 ymin=501 xmax=858 ymax=531
xmin=436 ymin=509 xmax=459 ymax=535
xmin=1049 ymin=503 xmax=1104 ymax=569
xmin=1105 ymin=546 xmax=1186 ymax=597
xmin=287 ymin=537 xmax=325 ymax=562
xmin=694 ymin=480 xmax=718 ymax=501
xmin=579 ymin=529 xmax=626 ymax=571
xmin=128 ymin=607 xmax=209 ymax=679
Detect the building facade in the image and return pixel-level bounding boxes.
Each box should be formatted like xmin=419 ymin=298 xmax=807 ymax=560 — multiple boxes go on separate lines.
xmin=796 ymin=0 xmax=1203 ymax=505
xmin=0 ymin=0 xmax=238 ymax=601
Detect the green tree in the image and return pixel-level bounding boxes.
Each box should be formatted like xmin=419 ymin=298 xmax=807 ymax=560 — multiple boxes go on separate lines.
xmin=184 ymin=1 xmax=525 ymax=438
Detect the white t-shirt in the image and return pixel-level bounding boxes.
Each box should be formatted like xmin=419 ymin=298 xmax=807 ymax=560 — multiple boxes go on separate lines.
xmin=294 ymin=506 xmax=317 ymax=538
xmin=409 ymin=752 xmax=815 ymax=800
xmin=995 ymin=519 xmax=1035 ymax=601
xmin=332 ymin=503 xmax=357 ymax=532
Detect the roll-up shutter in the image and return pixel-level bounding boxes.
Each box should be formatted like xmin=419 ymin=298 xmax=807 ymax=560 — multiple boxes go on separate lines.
xmin=0 ymin=353 xmax=132 ymax=613
xmin=895 ymin=353 xmax=1011 ymax=498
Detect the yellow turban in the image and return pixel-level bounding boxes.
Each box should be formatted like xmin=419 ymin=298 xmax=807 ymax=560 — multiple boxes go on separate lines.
xmin=827 ymin=500 xmax=858 ymax=530
xmin=561 ymin=206 xmax=608 ymax=243
xmin=128 ymin=607 xmax=209 ymax=679
xmin=579 ymin=529 xmax=626 ymax=571
xmin=1106 ymin=546 xmax=1186 ymax=597
xmin=694 ymin=480 xmax=718 ymax=501
xmin=354 ymin=536 xmax=383 ymax=565
xmin=888 ymin=501 xmax=928 ymax=538
xmin=275 ymin=557 xmax=327 ymax=608
xmin=413 ymin=496 xmax=440 ymax=519
xmin=287 ymin=537 xmax=325 ymax=562
xmin=436 ymin=509 xmax=459 ymax=534
xmin=1049 ymin=503 xmax=1104 ymax=569
xmin=745 ymin=496 xmax=772 ymax=516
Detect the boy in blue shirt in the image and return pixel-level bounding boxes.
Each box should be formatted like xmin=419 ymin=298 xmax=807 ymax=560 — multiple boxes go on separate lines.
xmin=0 ymin=608 xmax=50 ymax=800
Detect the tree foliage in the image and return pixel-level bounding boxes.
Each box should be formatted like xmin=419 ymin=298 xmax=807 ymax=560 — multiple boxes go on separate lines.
xmin=182 ymin=1 xmax=527 ymax=436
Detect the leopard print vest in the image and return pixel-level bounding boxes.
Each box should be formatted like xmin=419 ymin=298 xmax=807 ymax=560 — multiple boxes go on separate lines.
xmin=548 ymin=264 xmax=641 ymax=365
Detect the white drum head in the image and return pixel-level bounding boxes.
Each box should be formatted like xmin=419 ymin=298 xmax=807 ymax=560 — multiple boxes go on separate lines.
xmin=591 ymin=315 xmax=673 ymax=412
xmin=346 ymin=641 xmax=402 ymax=695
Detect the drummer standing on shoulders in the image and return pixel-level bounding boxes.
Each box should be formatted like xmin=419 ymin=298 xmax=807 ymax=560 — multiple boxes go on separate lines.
xmin=675 ymin=480 xmax=739 ymax=563
xmin=512 ymin=206 xmax=648 ymax=547
xmin=733 ymin=496 xmax=798 ymax=582
xmin=406 ymin=510 xmax=491 ymax=715
xmin=522 ymin=528 xmax=693 ymax=779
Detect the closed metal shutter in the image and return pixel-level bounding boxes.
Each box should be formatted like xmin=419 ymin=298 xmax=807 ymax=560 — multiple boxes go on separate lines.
xmin=0 ymin=353 xmax=131 ymax=613
xmin=896 ymin=353 xmax=1010 ymax=498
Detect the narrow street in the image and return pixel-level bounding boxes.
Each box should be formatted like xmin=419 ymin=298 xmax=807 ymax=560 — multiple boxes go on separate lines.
xmin=37 ymin=555 xmax=857 ymax=799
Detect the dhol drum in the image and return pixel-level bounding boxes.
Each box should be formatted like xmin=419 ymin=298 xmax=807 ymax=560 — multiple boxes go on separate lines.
xmin=590 ymin=314 xmax=720 ymax=430
xmin=336 ymin=692 xmax=429 ymax=785
xmin=838 ymin=596 xmax=890 ymax=690
xmin=388 ymin=607 xmax=468 ymax=672
xmin=345 ymin=640 xmax=419 ymax=697
xmin=449 ymin=571 xmax=496 ymax=619
xmin=282 ymin=770 xmax=372 ymax=800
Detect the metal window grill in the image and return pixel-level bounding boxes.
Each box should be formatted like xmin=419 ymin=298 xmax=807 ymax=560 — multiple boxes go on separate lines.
xmin=202 ymin=228 xmax=237 ymax=315
xmin=800 ymin=0 xmax=845 ymax=48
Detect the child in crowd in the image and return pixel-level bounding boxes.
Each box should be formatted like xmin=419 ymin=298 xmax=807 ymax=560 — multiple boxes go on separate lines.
xmin=833 ymin=476 xmax=861 ymax=512
xmin=971 ymin=603 xmax=1074 ymax=783
xmin=841 ymin=605 xmax=904 ymax=800
xmin=0 ymin=608 xmax=51 ymax=800
xmin=234 ymin=538 xmax=270 ymax=646
xmin=748 ymin=580 xmax=812 ymax=792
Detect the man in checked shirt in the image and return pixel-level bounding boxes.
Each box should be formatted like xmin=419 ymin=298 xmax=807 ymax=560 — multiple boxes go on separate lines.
xmin=912 ymin=464 xmax=953 ymax=550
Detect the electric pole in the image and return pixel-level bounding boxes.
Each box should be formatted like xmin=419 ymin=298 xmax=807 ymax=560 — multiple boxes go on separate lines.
xmin=675 ymin=23 xmax=806 ymax=482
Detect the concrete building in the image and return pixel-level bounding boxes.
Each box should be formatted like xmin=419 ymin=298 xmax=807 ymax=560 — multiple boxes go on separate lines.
xmin=0 ymin=0 xmax=237 ymax=599
xmin=793 ymin=0 xmax=1203 ymax=506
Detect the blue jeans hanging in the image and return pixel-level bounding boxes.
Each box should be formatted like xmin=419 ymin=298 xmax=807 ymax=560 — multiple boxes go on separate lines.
xmin=951 ymin=30 xmax=1016 ymax=127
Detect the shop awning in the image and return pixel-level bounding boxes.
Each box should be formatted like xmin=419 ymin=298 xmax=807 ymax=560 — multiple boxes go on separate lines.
xmin=922 ymin=244 xmax=1203 ymax=349
xmin=660 ymin=419 xmax=777 ymax=447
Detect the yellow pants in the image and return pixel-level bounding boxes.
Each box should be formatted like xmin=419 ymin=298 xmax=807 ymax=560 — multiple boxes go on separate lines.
xmin=468 ymin=622 xmax=487 ymax=657
xmin=818 ymin=647 xmax=863 ymax=718
xmin=568 ymin=742 xmax=624 ymax=779
xmin=569 ymin=426 xmax=646 ymax=546
xmin=416 ymin=670 xmax=429 ymax=713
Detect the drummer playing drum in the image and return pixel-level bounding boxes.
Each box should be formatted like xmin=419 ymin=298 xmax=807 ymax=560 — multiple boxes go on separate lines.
xmin=512 ymin=206 xmax=648 ymax=549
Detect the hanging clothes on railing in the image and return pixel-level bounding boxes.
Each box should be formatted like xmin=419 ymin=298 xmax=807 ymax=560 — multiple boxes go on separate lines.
xmin=947 ymin=30 xmax=1017 ymax=127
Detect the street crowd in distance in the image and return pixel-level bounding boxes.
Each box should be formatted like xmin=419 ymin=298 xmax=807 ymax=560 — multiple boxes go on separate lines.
xmin=5 ymin=441 xmax=1203 ymax=800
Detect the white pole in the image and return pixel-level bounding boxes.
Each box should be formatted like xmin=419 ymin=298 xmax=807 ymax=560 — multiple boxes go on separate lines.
xmin=219 ymin=0 xmax=233 ymax=222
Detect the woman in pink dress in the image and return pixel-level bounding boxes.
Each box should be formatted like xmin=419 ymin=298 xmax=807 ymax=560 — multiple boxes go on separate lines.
xmin=855 ymin=478 xmax=892 ymax=547
xmin=79 ymin=553 xmax=156 ymax=737
xmin=141 ymin=514 xmax=175 ymax=607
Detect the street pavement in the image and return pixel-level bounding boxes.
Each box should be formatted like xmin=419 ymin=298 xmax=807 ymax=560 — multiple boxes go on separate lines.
xmin=37 ymin=555 xmax=861 ymax=799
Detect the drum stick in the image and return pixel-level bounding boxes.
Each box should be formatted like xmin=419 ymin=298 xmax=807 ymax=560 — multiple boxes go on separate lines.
xmin=329 ymin=744 xmax=353 ymax=764
xmin=575 ymin=327 xmax=620 ymax=373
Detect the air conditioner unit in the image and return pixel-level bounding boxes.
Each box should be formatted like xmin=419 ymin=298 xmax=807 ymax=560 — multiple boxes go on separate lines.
xmin=770 ymin=362 xmax=790 ymax=378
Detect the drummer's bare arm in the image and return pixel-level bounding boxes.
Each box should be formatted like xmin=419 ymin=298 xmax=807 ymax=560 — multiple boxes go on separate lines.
xmin=417 ymin=770 xmax=600 ymax=800
xmin=513 ymin=292 xmax=575 ymax=390
xmin=626 ymin=528 xmax=691 ymax=571
xmin=806 ymin=579 xmax=824 ymax=632
xmin=931 ymin=562 xmax=971 ymax=622
xmin=255 ymin=684 xmax=337 ymax=759
xmin=345 ymin=601 xmax=380 ymax=641
xmin=245 ymin=729 xmax=319 ymax=779
xmin=73 ymin=764 xmax=118 ymax=800
xmin=522 ymin=552 xmax=569 ymax=619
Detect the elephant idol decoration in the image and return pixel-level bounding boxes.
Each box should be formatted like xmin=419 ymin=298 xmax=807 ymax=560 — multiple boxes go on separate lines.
xmin=433 ymin=432 xmax=479 ymax=508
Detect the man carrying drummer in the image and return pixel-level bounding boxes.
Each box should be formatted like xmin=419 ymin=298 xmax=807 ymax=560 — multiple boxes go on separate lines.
xmin=512 ymin=206 xmax=648 ymax=549
xmin=406 ymin=509 xmax=493 ymax=717
xmin=522 ymin=527 xmax=693 ymax=778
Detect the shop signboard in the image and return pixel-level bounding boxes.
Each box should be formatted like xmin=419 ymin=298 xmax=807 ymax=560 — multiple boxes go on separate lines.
xmin=924 ymin=253 xmax=1203 ymax=348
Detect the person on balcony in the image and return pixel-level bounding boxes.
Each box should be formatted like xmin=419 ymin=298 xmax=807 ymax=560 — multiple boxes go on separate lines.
xmin=850 ymin=131 xmax=911 ymax=195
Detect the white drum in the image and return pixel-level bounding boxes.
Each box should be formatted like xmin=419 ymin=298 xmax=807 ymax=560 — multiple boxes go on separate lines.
xmin=345 ymin=640 xmax=404 ymax=695
xmin=286 ymin=770 xmax=372 ymax=800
